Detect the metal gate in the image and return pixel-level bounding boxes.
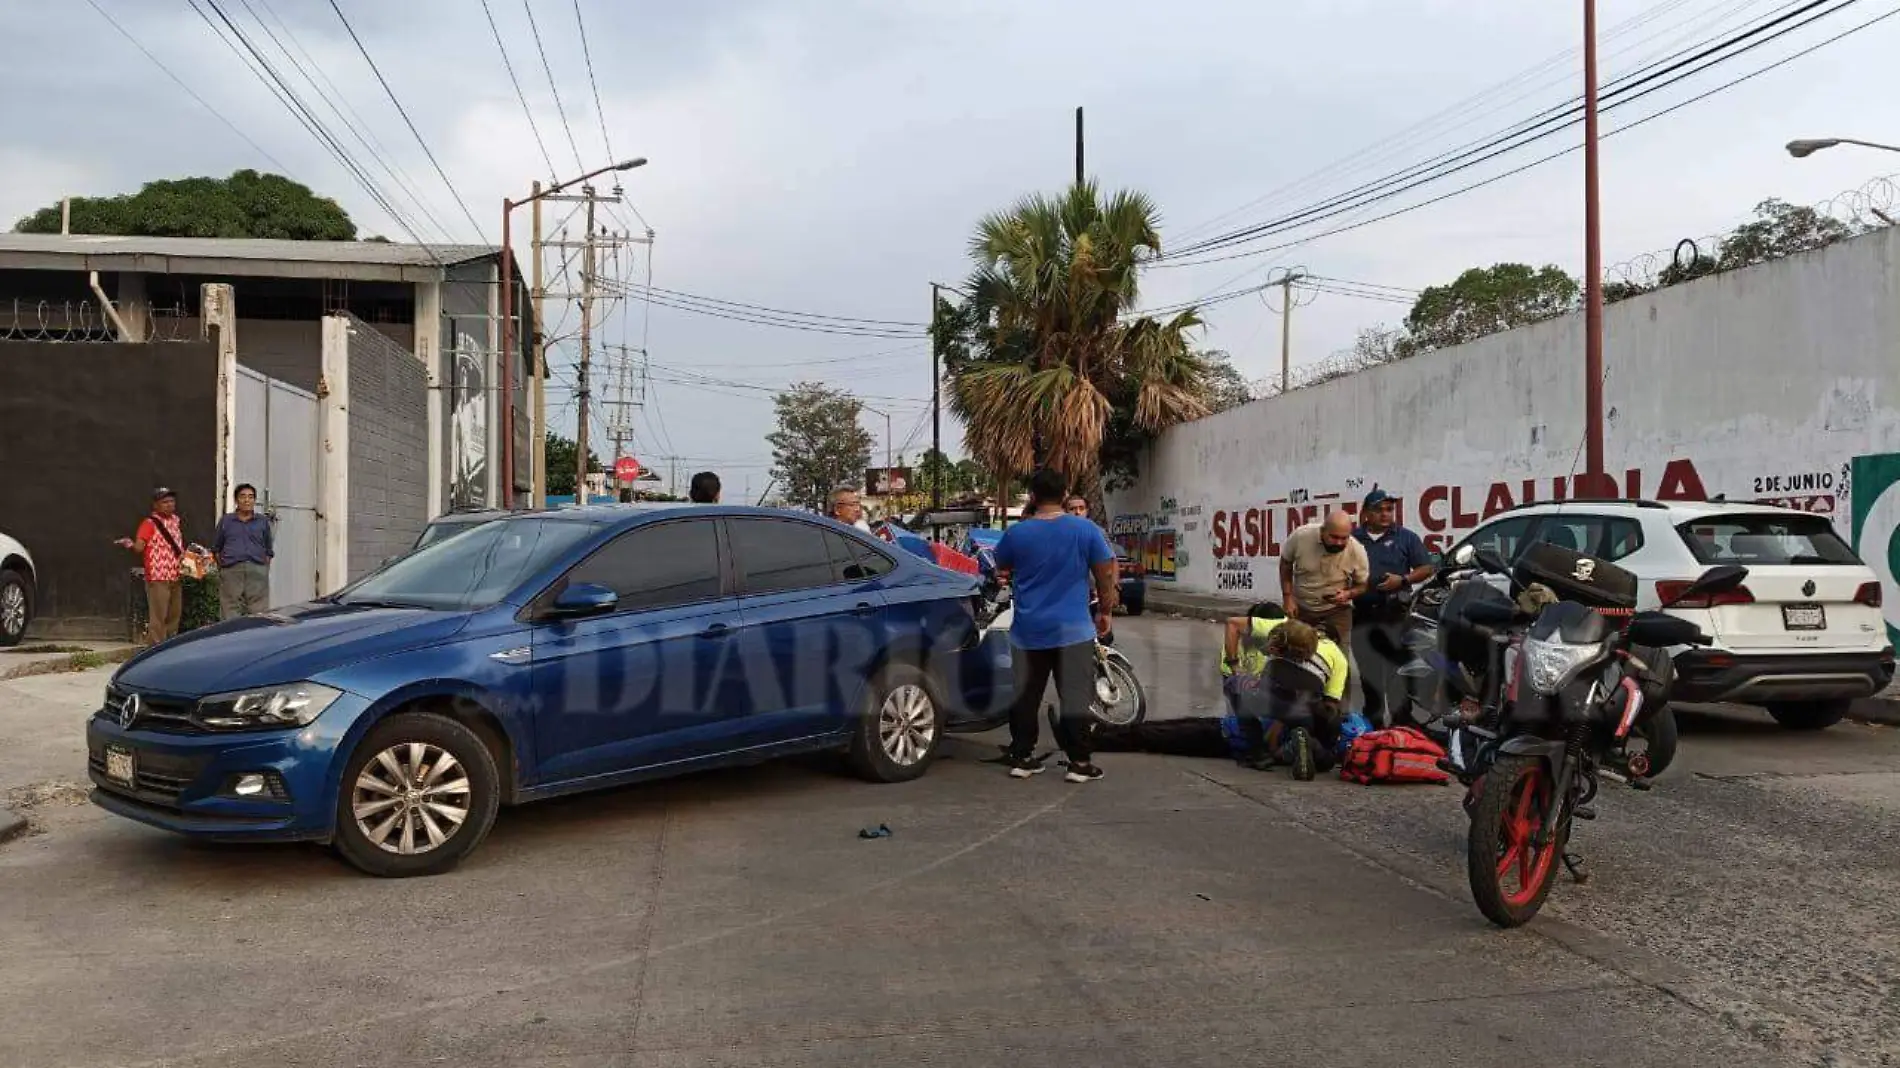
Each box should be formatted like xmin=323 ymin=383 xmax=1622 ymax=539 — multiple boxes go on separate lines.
xmin=234 ymin=367 xmax=319 ymax=606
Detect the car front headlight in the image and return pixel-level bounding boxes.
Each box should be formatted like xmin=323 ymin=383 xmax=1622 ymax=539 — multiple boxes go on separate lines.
xmin=194 ymin=683 xmax=342 ymax=731
xmin=1521 ymin=637 xmax=1604 ymax=696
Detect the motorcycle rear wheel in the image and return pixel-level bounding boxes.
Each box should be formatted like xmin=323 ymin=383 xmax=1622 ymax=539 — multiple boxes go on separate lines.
xmin=1092 ymin=653 xmax=1147 ymax=728
xmin=1467 ymin=753 xmax=1565 ymax=928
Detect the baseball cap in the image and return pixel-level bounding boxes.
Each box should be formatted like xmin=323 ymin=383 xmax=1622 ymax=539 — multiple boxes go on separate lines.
xmin=1362 ymin=485 xmax=1396 ymax=509
xmin=151 ymin=487 xmax=176 ymax=502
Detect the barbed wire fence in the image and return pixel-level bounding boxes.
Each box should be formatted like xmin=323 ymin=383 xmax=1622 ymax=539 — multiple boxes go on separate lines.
xmin=0 ymin=300 xmax=199 ymax=343
xmin=1249 ymin=171 xmax=1900 ymax=401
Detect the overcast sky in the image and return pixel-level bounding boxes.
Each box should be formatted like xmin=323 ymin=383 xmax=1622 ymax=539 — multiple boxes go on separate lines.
xmin=4 ymin=0 xmax=1897 ymax=494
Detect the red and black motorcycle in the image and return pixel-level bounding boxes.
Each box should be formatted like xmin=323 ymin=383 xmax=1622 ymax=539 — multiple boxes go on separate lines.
xmin=1444 ymin=541 xmax=1747 ymax=927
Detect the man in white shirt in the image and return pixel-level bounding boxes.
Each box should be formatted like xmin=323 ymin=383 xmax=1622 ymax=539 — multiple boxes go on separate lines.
xmin=830 ymin=488 xmax=873 ymax=532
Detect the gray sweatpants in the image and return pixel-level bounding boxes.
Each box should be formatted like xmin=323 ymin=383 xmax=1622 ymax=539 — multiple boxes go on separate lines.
xmin=218 ymin=561 xmax=270 ymax=619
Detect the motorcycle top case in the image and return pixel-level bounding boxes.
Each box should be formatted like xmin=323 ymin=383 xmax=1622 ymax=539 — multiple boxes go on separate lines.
xmin=1511 ymin=542 xmax=1638 ymax=611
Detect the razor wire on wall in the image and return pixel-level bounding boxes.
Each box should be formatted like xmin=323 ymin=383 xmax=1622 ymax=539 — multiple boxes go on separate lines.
xmin=0 ymin=300 xmax=200 ymax=343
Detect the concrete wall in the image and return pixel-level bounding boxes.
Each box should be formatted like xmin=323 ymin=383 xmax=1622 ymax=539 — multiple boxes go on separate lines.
xmin=1107 ymin=225 xmax=1900 ymax=638
xmin=342 ymin=314 xmax=429 ymax=579
xmin=0 ymin=340 xmax=220 ymax=637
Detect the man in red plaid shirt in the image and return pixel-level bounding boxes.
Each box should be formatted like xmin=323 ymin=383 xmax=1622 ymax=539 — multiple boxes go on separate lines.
xmin=116 ymin=488 xmax=189 ymax=644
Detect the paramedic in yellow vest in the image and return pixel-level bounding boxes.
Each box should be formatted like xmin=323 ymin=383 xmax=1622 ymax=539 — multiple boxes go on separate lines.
xmin=1221 ymin=607 xmax=1348 ymax=773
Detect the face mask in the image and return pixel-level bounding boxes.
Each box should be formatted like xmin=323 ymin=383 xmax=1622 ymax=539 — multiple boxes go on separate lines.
xmin=1323 ymin=541 xmax=1346 ymax=554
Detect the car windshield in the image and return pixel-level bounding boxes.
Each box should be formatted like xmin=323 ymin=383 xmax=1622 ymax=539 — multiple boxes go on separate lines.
xmin=339 ymin=518 xmax=598 ymax=610
xmin=415 ymin=516 xmax=496 ymax=549
xmin=1677 ymin=514 xmax=1861 ymax=566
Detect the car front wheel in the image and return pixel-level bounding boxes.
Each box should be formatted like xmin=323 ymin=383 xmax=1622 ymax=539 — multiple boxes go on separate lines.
xmin=1765 ymin=699 xmax=1849 ymax=731
xmin=333 ymin=712 xmax=501 ymax=877
xmin=848 ymin=662 xmax=943 ymax=783
xmin=0 ymin=570 xmax=30 ymax=647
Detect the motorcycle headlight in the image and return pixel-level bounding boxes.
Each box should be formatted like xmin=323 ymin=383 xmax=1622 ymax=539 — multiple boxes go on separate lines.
xmin=1521 ymin=637 xmax=1603 ymax=696
xmin=194 ymin=682 xmax=342 ymax=731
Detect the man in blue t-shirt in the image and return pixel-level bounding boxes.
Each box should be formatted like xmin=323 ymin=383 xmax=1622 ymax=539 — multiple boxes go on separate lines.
xmin=1352 ymin=486 xmax=1434 ymax=727
xmin=993 ymin=468 xmax=1119 ymax=782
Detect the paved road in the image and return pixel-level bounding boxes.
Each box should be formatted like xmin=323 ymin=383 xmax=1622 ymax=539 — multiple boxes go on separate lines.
xmin=0 ymin=624 xmax=1892 ymax=1067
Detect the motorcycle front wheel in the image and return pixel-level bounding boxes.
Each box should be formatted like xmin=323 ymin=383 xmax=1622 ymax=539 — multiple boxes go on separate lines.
xmin=1467 ymin=753 xmax=1566 ymax=928
xmin=1092 ymin=652 xmax=1147 ymax=728
xmin=1630 ymin=706 xmax=1679 ymax=778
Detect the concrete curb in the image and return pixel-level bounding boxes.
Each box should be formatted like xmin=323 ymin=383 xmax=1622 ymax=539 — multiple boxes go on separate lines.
xmin=1848 ymin=697 xmax=1900 ymax=727
xmin=0 ymin=645 xmax=139 ymax=683
xmin=0 ymin=806 xmax=25 ymax=846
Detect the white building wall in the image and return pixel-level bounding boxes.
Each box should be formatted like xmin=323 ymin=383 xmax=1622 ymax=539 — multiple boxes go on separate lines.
xmin=1107 ymin=225 xmax=1900 ymax=635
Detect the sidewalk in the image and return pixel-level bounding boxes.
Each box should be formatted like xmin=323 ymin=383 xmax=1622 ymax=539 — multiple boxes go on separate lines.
xmin=0 ymin=641 xmax=139 ymax=682
xmin=0 ymin=665 xmax=115 ymax=844
xmin=1142 ymin=585 xmax=1900 ymax=726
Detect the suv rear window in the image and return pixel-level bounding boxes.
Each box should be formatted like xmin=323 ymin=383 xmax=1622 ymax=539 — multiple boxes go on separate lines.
xmin=1676 ymin=514 xmax=1861 ymax=566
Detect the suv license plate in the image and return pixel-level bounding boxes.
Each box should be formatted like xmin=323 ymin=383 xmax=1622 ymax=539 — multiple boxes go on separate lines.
xmin=104 ymin=746 xmax=136 ymax=786
xmin=1782 ymin=603 xmax=1826 ymax=630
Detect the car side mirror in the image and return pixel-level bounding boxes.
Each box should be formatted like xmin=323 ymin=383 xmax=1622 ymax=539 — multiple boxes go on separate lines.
xmin=1448 ymin=543 xmax=1476 ymax=569
xmin=547 ymin=582 xmax=618 ymax=619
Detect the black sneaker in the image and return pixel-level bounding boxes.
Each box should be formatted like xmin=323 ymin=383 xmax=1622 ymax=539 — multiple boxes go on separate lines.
xmin=1290 ymin=728 xmax=1316 ymax=782
xmin=1240 ymin=750 xmax=1276 ymax=771
xmin=1063 ymin=761 xmax=1104 ymax=784
xmin=1005 ymin=752 xmax=1047 ymax=779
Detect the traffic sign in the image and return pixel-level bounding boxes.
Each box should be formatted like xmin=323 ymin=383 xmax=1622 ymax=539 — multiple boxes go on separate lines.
xmin=614 ymin=457 xmax=642 ymax=484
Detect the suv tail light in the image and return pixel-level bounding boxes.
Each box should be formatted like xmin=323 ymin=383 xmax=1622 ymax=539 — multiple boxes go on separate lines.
xmin=1855 ymin=581 xmax=1883 ymax=608
xmin=1656 ymin=579 xmax=1755 ymax=609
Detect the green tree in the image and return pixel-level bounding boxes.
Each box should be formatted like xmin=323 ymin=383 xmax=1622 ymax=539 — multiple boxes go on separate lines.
xmin=543 ymin=431 xmax=601 ymax=497
xmin=1717 ymin=198 xmax=1856 ymax=270
xmin=1199 ymin=350 xmax=1252 ymax=411
xmin=916 ymin=448 xmax=991 ymax=502
xmin=767 ymin=383 xmax=874 ymax=511
xmin=13 ymin=170 xmax=356 ymax=240
xmin=1404 ymin=263 xmax=1579 ymax=353
xmin=945 ymin=181 xmax=1215 ymax=498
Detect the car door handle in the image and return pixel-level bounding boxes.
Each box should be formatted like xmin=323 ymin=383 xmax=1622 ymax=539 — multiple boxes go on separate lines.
xmin=701 ymin=622 xmax=731 ymax=639
xmin=853 ymin=602 xmax=877 ymax=616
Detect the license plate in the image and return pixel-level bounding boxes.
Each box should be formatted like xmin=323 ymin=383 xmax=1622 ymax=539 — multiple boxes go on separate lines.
xmin=104 ymin=745 xmax=135 ymax=786
xmin=1782 ymin=603 xmax=1826 ymax=630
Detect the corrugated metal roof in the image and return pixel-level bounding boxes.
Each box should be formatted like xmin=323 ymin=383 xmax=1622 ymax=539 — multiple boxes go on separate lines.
xmin=0 ymin=233 xmax=498 ymax=267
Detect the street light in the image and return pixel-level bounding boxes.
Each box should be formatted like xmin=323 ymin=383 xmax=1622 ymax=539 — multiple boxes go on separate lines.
xmin=498 ymin=157 xmax=647 ymax=508
xmin=1787 ymin=137 xmax=1900 ymax=158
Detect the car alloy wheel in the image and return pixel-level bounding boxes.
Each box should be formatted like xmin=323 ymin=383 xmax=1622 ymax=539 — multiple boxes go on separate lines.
xmin=877 ymin=683 xmax=937 ymax=767
xmin=0 ymin=583 xmax=24 ymax=637
xmin=351 ymin=742 xmax=472 ymax=855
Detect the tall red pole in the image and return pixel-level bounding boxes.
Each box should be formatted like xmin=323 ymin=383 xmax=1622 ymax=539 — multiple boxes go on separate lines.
xmin=499 ymin=199 xmax=515 ymax=509
xmin=1582 ymin=0 xmax=1606 ymax=488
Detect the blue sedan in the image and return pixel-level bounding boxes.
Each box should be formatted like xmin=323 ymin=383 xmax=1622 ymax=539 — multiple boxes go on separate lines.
xmin=87 ymin=505 xmax=1011 ymax=877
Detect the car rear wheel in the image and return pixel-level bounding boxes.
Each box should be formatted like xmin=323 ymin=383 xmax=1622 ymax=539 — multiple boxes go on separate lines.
xmin=333 ymin=712 xmax=501 ymax=878
xmin=1765 ymin=699 xmax=1849 ymax=731
xmin=0 ymin=570 xmax=29 ymax=647
xmin=848 ymin=662 xmax=943 ymax=783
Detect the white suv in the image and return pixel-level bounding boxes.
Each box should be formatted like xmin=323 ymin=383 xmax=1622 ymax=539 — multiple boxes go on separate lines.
xmin=1450 ymin=499 xmax=1894 ymax=730
xmin=0 ymin=531 xmax=35 ymax=647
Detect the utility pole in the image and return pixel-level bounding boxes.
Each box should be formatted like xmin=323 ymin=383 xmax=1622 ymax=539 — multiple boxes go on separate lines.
xmin=1582 ymin=0 xmax=1607 ymax=489
xmin=1276 ymin=272 xmax=1305 ymax=393
xmin=604 ymin=229 xmax=656 ymax=501
xmin=1074 ymin=106 xmax=1084 ymax=186
xmin=929 ymin=282 xmax=942 ymax=512
xmin=576 ymin=190 xmax=597 ymax=504
xmin=530 ymin=181 xmax=546 ymax=507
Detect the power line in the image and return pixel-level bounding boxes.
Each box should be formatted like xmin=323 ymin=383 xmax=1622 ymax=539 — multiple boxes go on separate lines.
xmin=81 ymin=0 xmax=294 ymax=175
xmin=1159 ymin=0 xmax=1867 ymax=266
xmin=596 ymin=286 xmax=926 ymax=338
xmin=240 ymin=0 xmax=458 ymax=244
xmin=604 ymin=282 xmax=927 ymax=328
xmin=481 ymin=0 xmax=557 ymax=180
xmin=521 ymin=0 xmax=585 ymax=171
xmin=1157 ymin=1 xmax=1900 ymax=270
xmin=1164 ymin=0 xmax=1842 ymax=262
xmin=190 ymin=0 xmax=436 ymax=250
xmin=572 ymin=0 xmax=614 ymax=164
xmin=1166 ymin=0 xmax=1727 ymax=247
xmin=327 ymin=0 xmax=486 ymax=241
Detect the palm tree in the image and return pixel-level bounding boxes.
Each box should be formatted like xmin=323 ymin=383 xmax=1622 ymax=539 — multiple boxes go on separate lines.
xmin=945 ymin=181 xmax=1217 ymax=499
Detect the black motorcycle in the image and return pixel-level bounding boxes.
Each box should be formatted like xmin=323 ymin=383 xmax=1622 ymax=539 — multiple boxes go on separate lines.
xmin=1450 ymin=542 xmax=1745 ymax=927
